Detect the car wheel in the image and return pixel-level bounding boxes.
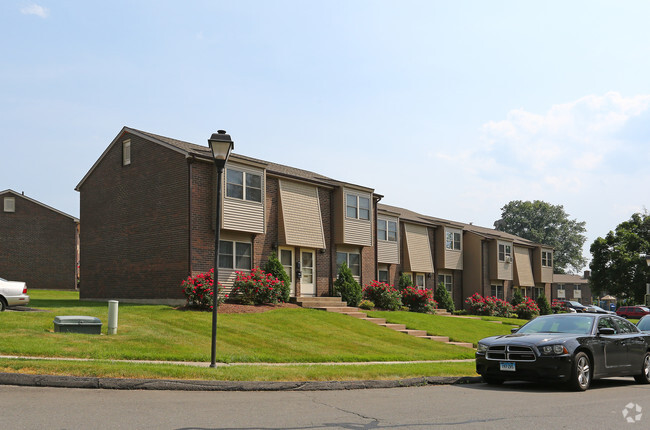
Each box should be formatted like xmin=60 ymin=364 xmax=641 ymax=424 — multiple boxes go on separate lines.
xmin=482 ymin=376 xmax=503 ymax=385
xmin=634 ymin=352 xmax=650 ymax=384
xmin=569 ymin=352 xmax=591 ymax=391
xmin=0 ymin=299 xmax=6 ymax=312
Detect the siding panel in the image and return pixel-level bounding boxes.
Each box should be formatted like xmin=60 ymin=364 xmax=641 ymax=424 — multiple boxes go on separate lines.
xmin=513 ymin=246 xmax=534 ymax=287
xmin=404 ymin=223 xmax=434 ymax=273
xmin=278 ymin=180 xmax=326 ymax=249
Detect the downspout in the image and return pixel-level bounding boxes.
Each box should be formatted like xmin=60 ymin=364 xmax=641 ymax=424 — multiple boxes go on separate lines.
xmin=187 ymin=156 xmax=195 ymax=276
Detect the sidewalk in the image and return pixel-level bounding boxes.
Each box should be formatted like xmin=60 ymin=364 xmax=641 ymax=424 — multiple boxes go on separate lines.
xmin=0 ymin=355 xmax=481 ymax=391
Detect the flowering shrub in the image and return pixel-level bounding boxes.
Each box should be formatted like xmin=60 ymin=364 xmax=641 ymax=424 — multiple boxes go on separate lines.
xmin=358 ymin=300 xmax=375 ymax=310
xmin=229 ymin=267 xmax=285 ymax=305
xmin=401 ymin=286 xmax=437 ymax=313
xmin=363 ymin=280 xmax=402 ymax=311
xmin=464 ymin=293 xmax=512 ymax=317
xmin=182 ymin=268 xmax=224 ymax=310
xmin=514 ymin=297 xmax=540 ymax=320
xmin=551 ymin=299 xmax=564 ymax=313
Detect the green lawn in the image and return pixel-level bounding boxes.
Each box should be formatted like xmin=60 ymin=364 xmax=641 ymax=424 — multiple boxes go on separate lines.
xmin=367 ymin=311 xmax=529 ymax=346
xmin=1 ymin=290 xmax=474 ymax=363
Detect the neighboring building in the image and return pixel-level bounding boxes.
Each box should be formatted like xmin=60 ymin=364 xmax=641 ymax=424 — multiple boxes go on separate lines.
xmin=76 ymin=127 xmax=378 ymax=304
xmin=552 ymin=272 xmax=592 ymax=305
xmin=0 ymin=189 xmax=79 ymax=289
xmin=462 ymin=224 xmax=553 ymax=304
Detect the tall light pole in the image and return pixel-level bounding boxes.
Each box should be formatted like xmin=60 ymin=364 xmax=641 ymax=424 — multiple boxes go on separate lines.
xmin=642 ymin=254 xmax=650 ymax=306
xmin=208 ymin=130 xmax=234 ymax=368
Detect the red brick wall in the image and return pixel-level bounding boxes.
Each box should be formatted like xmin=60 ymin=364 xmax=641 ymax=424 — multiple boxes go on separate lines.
xmin=79 ymin=133 xmax=189 ymax=300
xmin=0 ymin=192 xmax=77 ymax=289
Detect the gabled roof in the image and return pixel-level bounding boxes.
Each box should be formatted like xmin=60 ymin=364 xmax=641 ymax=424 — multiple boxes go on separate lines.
xmin=378 ymin=202 xmax=547 ymax=248
xmin=76 ymin=126 xmax=374 ymax=193
xmin=0 ymin=189 xmax=79 ymax=222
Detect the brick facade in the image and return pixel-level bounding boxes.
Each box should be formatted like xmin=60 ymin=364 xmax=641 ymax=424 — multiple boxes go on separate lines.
xmin=78 ymin=133 xmax=189 ymax=300
xmin=0 ymin=191 xmax=78 ymax=289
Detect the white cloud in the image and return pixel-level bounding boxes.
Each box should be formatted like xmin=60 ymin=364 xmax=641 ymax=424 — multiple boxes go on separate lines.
xmin=21 ymin=4 xmax=49 ymax=18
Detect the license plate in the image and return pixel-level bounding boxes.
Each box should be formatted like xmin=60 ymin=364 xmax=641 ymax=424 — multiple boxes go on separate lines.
xmin=500 ymin=362 xmax=516 ymax=372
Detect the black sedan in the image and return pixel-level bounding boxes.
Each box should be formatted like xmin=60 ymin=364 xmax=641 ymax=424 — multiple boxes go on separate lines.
xmin=475 ymin=313 xmax=650 ymax=391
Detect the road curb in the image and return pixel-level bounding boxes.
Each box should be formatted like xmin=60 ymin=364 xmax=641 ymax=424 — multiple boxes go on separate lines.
xmin=0 ymin=372 xmax=483 ymax=391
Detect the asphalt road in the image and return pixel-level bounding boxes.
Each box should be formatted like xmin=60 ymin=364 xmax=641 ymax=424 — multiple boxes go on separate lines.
xmin=2 ymin=378 xmax=649 ymax=429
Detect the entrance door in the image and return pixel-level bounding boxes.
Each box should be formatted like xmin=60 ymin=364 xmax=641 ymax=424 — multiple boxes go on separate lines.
xmin=279 ymin=247 xmax=295 ymax=297
xmin=300 ymin=249 xmax=316 ymax=297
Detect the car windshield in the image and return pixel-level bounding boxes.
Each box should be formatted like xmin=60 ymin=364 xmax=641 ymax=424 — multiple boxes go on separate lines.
xmin=638 ymin=318 xmax=650 ymax=331
xmin=569 ymin=302 xmax=583 ymax=306
xmin=517 ymin=315 xmax=595 ymax=335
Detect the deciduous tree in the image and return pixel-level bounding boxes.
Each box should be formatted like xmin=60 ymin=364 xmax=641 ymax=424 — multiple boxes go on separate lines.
xmin=494 ymin=200 xmax=587 ymax=273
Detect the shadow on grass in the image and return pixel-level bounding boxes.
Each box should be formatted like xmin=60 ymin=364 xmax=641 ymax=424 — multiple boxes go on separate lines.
xmin=28 ymin=299 xmax=158 ymax=309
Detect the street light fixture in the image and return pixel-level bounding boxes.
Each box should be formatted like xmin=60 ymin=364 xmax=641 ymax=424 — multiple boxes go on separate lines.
xmin=208 ymin=130 xmax=234 ymax=368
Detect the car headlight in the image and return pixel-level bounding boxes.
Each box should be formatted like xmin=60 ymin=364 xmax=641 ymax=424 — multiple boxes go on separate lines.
xmin=539 ymin=345 xmax=568 ymax=355
xmin=477 ymin=342 xmax=488 ymax=353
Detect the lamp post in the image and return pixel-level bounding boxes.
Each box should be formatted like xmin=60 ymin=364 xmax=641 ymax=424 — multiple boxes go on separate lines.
xmin=642 ymin=254 xmax=650 ymax=307
xmin=208 ymin=130 xmax=234 ymax=368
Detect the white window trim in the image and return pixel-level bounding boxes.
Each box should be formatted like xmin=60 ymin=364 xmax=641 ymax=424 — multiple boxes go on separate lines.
xmin=345 ymin=193 xmax=371 ymax=221
xmin=218 ymin=240 xmax=252 ymax=270
xmin=122 ymin=140 xmax=131 ymax=166
xmin=377 ymin=265 xmax=389 ymax=283
xmin=415 ymin=273 xmax=426 ymax=288
xmin=498 ymin=242 xmax=512 ymax=262
xmin=225 ymin=167 xmax=263 ymax=204
xmin=3 ymin=197 xmax=15 ymax=213
xmin=336 ymin=250 xmax=361 ymax=278
xmin=377 ymin=218 xmax=398 ymax=242
xmin=445 ymin=228 xmax=462 ymax=251
xmin=542 ymin=250 xmax=553 ymax=267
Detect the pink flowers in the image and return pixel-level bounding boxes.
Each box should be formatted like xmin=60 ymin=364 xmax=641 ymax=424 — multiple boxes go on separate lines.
xmin=181 ymin=268 xmax=224 ymax=310
xmin=230 ymin=267 xmax=285 ymax=305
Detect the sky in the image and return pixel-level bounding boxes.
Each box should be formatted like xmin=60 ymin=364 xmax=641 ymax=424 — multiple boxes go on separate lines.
xmin=2 ymin=1 xmax=649 ymax=272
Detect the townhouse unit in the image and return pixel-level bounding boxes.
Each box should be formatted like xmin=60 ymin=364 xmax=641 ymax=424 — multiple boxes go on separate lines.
xmin=376 ymin=204 xmax=554 ymax=309
xmin=551 ymin=272 xmax=593 ymax=305
xmin=76 ymin=127 xmax=378 ymax=304
xmin=0 ymin=189 xmax=79 ymax=289
xmin=462 ymin=224 xmax=554 ymax=304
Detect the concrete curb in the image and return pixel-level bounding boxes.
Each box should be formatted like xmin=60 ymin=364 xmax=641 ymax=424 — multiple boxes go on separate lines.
xmin=0 ymin=372 xmax=483 ymax=391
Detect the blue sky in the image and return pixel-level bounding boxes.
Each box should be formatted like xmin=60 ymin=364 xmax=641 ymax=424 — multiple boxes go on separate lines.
xmin=2 ymin=1 xmax=649 ymax=271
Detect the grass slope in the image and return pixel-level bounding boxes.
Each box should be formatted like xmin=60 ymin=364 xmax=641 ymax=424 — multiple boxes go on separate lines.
xmin=0 ymin=290 xmax=474 ymax=363
xmin=367 ymin=311 xmax=529 ymax=346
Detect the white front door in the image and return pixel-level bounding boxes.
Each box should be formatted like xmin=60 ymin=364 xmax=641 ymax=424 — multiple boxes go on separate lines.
xmin=279 ymin=247 xmax=295 ymax=297
xmin=300 ymin=249 xmax=316 ymax=297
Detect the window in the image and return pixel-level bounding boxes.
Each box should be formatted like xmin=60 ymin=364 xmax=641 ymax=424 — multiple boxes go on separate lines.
xmin=378 ymin=267 xmax=389 ymax=283
xmin=3 ymin=197 xmax=15 ymax=213
xmin=346 ymin=194 xmax=370 ymax=221
xmin=616 ymin=318 xmax=638 ymax=334
xmin=415 ymin=274 xmax=425 ymax=288
xmin=532 ymin=287 xmax=543 ymax=299
xmin=279 ymin=248 xmax=293 ymax=285
xmin=218 ymin=240 xmax=251 ymax=270
xmin=122 ymin=140 xmax=131 ymax=166
xmin=542 ymin=251 xmax=553 ymax=267
xmin=491 ymin=284 xmax=504 ymax=299
xmin=337 ymin=251 xmax=360 ymax=277
xmin=445 ymin=230 xmax=461 ymax=250
xmin=378 ymin=219 xmax=398 ymax=242
xmin=226 ymin=169 xmax=262 ymax=202
xmin=557 ymin=284 xmax=566 ymax=298
xmin=438 ymin=274 xmax=452 ymax=293
xmin=498 ymin=243 xmax=512 ymax=262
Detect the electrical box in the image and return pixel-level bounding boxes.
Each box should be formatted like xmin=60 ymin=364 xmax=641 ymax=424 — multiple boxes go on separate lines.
xmin=54 ymin=316 xmax=102 ymax=334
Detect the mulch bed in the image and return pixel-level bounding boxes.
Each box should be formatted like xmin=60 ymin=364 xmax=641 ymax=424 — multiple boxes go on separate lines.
xmin=177 ymin=302 xmax=301 ymax=314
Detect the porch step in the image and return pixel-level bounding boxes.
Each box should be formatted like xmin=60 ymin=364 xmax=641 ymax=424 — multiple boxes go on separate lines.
xmin=361 ymin=317 xmax=386 ymax=324
xmin=399 ymin=329 xmax=428 ymax=337
xmin=448 ymin=341 xmax=475 ymax=349
xmin=379 ymin=323 xmax=407 ymax=331
xmin=419 ymin=335 xmax=450 ymax=342
xmin=294 ymin=297 xmax=347 ymax=308
xmin=434 ymin=309 xmax=452 ymax=316
xmin=316 ymin=306 xmax=360 ymax=313
xmin=340 ymin=312 xmax=368 ymax=318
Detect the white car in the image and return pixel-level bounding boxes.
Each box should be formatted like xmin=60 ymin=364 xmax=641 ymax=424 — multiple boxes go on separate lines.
xmin=0 ymin=277 xmax=30 ymax=311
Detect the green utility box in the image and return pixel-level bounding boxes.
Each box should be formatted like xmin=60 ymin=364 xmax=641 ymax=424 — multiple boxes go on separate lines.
xmin=53 ymin=316 xmax=102 ymax=334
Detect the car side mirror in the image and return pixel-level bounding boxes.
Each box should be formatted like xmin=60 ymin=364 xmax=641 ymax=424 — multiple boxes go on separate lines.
xmin=598 ymin=327 xmax=615 ymax=335
xmin=511 ymin=327 xmax=519 ymax=333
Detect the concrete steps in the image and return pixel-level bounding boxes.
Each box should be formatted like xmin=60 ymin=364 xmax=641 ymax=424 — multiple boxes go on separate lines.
xmin=294 ymin=298 xmax=475 ymax=349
